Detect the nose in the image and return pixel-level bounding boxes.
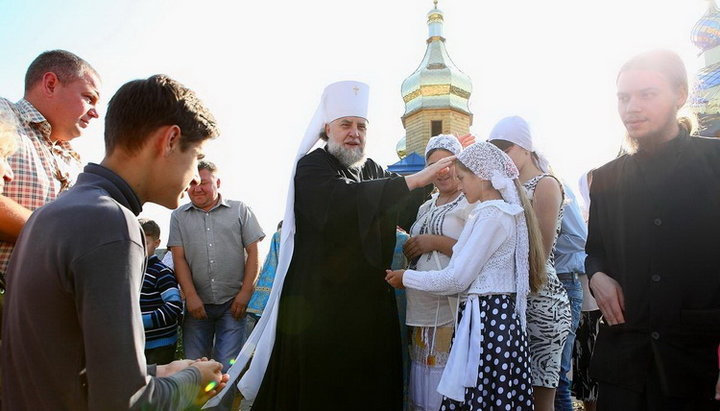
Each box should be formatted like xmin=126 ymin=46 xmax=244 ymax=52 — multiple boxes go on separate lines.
xmin=88 ymin=108 xmax=99 ymax=119
xmin=349 ymin=124 xmax=360 ymax=137
xmin=188 ymin=174 xmax=201 ymax=189
xmin=625 ymin=96 xmax=641 ymax=113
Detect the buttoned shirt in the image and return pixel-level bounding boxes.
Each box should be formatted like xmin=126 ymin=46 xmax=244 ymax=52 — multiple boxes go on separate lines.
xmin=0 ymin=98 xmax=82 ymax=277
xmin=554 ymin=183 xmax=587 ymax=275
xmin=168 ymin=196 xmax=264 ymax=305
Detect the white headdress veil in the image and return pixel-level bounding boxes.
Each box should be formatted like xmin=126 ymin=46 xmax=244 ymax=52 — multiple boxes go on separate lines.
xmin=488 ymin=115 xmax=551 ymax=174
xmin=456 ymin=142 xmax=530 ymax=329
xmin=424 ymin=134 xmax=463 ymax=158
xmin=204 ymin=81 xmax=369 ymax=407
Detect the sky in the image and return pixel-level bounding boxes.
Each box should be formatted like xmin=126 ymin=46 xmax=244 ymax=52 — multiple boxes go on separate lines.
xmin=0 ymin=0 xmax=712 ymax=256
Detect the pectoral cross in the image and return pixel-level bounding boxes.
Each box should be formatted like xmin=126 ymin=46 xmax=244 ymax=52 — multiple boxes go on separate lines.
xmin=353 ymin=86 xmax=360 ymax=95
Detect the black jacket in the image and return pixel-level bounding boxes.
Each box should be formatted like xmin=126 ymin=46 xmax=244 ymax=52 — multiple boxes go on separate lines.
xmin=585 ymin=129 xmax=720 ymax=397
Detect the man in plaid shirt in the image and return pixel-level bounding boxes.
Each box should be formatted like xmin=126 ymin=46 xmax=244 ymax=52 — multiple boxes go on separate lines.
xmin=0 ymin=50 xmax=101 ymax=285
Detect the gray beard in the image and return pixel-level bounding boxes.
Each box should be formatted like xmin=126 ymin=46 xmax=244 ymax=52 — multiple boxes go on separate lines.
xmin=327 ymin=140 xmax=367 ymax=168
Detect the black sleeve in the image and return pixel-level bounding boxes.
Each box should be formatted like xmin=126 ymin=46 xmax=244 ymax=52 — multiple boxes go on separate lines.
xmin=585 ymin=171 xmax=608 ymax=280
xmin=294 ymin=153 xmax=411 ymax=268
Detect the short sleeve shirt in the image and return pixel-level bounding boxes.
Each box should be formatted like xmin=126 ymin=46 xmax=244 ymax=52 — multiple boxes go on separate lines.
xmin=168 ymin=196 xmax=265 ymax=304
xmin=0 ymin=98 xmax=82 ymax=276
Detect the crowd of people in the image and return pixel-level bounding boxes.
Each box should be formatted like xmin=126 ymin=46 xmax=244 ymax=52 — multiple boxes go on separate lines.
xmin=0 ymin=47 xmax=718 ymax=411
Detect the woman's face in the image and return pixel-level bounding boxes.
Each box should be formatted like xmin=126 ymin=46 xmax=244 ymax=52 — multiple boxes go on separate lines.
xmin=455 ymin=166 xmax=484 ymax=203
xmin=503 ymin=144 xmax=529 ymax=171
xmin=427 ymin=149 xmax=458 ymax=194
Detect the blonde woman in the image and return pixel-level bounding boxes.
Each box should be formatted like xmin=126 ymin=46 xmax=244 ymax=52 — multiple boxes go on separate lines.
xmin=489 ymin=116 xmax=571 ymax=411
xmin=387 ymin=142 xmax=547 ymax=411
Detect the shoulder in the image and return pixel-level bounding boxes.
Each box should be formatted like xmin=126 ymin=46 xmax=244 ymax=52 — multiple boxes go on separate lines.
xmin=472 ymin=200 xmax=520 ymax=220
xmin=361 ymin=157 xmax=383 ymax=172
xmin=226 ymin=199 xmax=256 ymax=215
xmin=0 ymin=98 xmax=16 ymax=115
xmin=298 ymin=148 xmax=329 ymax=166
xmin=173 ymin=202 xmax=193 ymax=215
xmin=34 ymin=184 xmax=144 ymax=248
xmin=688 ymin=135 xmax=720 ymax=153
xmin=593 ymin=155 xmax=628 ymax=181
xmin=416 ymin=196 xmax=436 ymax=215
xmin=535 ymin=174 xmax=562 ymax=192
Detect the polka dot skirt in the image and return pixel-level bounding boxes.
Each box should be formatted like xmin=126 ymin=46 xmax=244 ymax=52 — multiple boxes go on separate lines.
xmin=440 ymin=295 xmax=534 ymax=411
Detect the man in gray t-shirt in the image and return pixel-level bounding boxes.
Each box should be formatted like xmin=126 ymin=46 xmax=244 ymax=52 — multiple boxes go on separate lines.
xmin=169 ymin=160 xmax=264 ymax=374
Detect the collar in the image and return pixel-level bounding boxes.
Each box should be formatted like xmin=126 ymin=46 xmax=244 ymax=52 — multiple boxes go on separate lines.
xmin=16 ymin=99 xmax=81 ymax=162
xmin=634 ymin=126 xmax=690 ymax=160
xmin=185 ymin=194 xmax=230 ymax=213
xmin=76 ymin=163 xmax=143 ymax=215
xmin=15 ymin=99 xmax=48 ymax=125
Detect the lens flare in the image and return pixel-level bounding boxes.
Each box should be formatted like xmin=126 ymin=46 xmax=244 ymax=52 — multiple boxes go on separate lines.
xmin=204 ymin=381 xmax=218 ymax=392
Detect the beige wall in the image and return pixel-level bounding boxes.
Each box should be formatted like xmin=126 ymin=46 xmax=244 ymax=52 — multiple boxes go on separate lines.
xmin=403 ymin=109 xmax=472 ymax=155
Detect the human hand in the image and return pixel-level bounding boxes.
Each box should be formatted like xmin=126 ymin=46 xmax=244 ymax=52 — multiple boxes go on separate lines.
xmin=157 ymin=359 xmax=197 ymax=377
xmin=231 ymin=289 xmax=252 ymax=320
xmin=385 ymin=269 xmax=405 ymax=289
xmin=456 ymin=133 xmax=476 ymax=148
xmin=589 ymin=272 xmax=625 ymax=325
xmin=406 ymin=155 xmax=456 ymax=190
xmin=191 ymin=360 xmax=229 ymax=404
xmin=403 ymin=235 xmax=436 ymax=260
xmin=186 ymin=294 xmax=207 ymax=320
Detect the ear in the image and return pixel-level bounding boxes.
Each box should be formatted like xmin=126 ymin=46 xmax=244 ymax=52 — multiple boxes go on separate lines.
xmin=324 ymin=123 xmax=330 ymax=137
xmin=41 ymin=72 xmax=60 ymax=97
xmin=215 ymin=177 xmax=221 ymax=189
xmin=158 ymin=125 xmax=182 ymax=157
xmin=676 ymin=88 xmax=688 ymax=110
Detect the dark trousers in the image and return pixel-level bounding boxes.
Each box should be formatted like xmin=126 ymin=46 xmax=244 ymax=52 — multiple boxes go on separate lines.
xmin=597 ymin=364 xmax=719 ymax=411
xmin=144 ymin=344 xmax=176 ymax=366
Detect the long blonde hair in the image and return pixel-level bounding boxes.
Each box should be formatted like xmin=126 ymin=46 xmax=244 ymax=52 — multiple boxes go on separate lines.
xmin=515 ymin=179 xmax=547 ymax=293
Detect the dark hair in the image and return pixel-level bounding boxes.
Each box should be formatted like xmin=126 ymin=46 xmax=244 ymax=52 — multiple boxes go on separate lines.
xmin=198 ymin=160 xmax=218 ymax=174
xmin=425 ymin=148 xmax=454 ymax=161
xmin=138 ymin=218 xmax=160 ymax=239
xmin=488 ymin=139 xmax=514 ymax=153
xmin=25 ymin=50 xmax=98 ymax=91
xmin=104 ymin=74 xmax=219 ymax=156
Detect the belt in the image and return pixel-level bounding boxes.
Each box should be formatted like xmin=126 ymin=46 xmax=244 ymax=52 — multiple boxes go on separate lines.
xmin=556 ymin=272 xmax=579 ymax=281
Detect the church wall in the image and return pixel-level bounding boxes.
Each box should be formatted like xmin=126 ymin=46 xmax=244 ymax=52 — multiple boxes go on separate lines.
xmin=403 ymin=108 xmax=471 ymax=155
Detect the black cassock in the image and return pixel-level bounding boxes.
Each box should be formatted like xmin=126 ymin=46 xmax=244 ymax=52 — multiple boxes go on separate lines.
xmin=585 ymin=129 xmax=720 ymax=400
xmin=253 ymin=148 xmax=423 ymax=411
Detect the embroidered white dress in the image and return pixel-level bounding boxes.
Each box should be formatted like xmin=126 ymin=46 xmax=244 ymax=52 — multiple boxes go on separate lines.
xmin=403 ymin=200 xmax=533 ymax=410
xmin=406 ymin=192 xmax=472 ymax=411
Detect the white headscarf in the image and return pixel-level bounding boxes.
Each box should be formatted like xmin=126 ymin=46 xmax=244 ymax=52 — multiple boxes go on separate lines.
xmin=488 ymin=115 xmax=551 ymax=174
xmin=456 ymin=142 xmax=530 ymax=329
xmin=424 ymin=134 xmax=463 ymax=159
xmin=204 ymin=81 xmax=370 ymax=407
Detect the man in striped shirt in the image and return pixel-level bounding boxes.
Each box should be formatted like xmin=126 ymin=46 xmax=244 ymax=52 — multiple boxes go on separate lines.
xmin=139 ymin=218 xmax=183 ymax=366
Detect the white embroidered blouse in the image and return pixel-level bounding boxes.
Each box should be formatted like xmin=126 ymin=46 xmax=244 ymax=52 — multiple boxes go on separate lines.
xmin=403 ymin=200 xmax=523 ymax=298
xmin=406 ymin=192 xmax=473 ymax=327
